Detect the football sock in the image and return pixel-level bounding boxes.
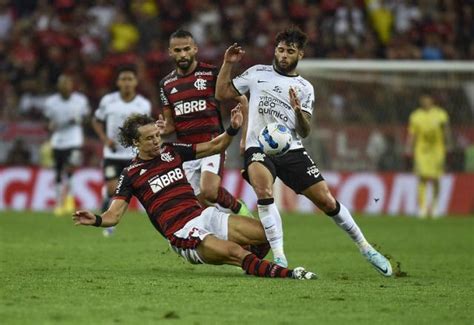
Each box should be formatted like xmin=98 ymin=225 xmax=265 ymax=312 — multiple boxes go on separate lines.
xmin=418 ymin=180 xmax=427 ymax=215
xmin=216 ymin=187 xmax=241 ymax=213
xmin=432 ymin=179 xmax=440 ymax=214
xmin=241 ymin=253 xmax=292 ymax=278
xmin=55 ymin=182 xmax=64 ymax=207
xmin=257 ymin=198 xmax=286 ymax=260
xmin=327 ymin=201 xmax=370 ymax=253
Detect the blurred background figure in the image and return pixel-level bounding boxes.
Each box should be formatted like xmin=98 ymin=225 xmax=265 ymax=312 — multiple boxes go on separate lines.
xmin=43 ymin=74 xmax=91 ymax=216
xmin=91 ymin=65 xmax=151 ymax=236
xmin=406 ymin=94 xmax=451 ymax=218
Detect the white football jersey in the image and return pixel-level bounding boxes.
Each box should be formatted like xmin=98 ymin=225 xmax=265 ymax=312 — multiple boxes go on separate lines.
xmin=95 ymin=92 xmax=152 ymax=159
xmin=44 ymin=92 xmax=90 ymax=149
xmin=232 ymin=64 xmax=315 ymax=150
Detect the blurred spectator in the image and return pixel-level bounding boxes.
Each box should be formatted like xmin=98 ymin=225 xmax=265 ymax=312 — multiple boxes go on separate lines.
xmin=5 ymin=138 xmax=31 ymax=165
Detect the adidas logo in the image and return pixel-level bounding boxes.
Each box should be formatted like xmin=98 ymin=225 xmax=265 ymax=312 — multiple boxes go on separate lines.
xmin=170 ymin=87 xmax=178 ymax=94
xmin=140 ymin=169 xmax=147 ymax=175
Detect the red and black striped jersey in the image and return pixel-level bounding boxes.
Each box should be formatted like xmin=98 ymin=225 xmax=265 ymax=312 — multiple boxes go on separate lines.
xmin=113 ymin=143 xmax=204 ymax=238
xmin=159 ymin=62 xmax=223 ymax=144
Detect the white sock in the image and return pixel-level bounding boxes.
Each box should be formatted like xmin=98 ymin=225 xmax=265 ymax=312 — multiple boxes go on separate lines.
xmin=257 ymin=201 xmax=285 ymax=259
xmin=330 ymin=202 xmax=371 ymax=253
xmin=55 ymin=182 xmax=63 ymax=207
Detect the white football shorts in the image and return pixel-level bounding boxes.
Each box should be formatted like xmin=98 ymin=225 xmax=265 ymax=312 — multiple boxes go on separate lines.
xmin=169 ymin=206 xmax=229 ymax=264
xmin=182 ymin=153 xmax=223 ymax=195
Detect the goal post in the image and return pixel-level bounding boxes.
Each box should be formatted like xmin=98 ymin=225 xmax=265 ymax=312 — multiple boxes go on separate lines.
xmin=296 ymin=59 xmax=474 ymax=172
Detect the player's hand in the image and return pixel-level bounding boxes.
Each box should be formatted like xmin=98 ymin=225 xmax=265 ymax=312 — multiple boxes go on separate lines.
xmin=105 ymin=138 xmax=117 ymax=152
xmin=289 ymin=87 xmax=301 ymax=114
xmin=224 ymin=43 xmax=245 ymax=64
xmin=72 ymin=210 xmax=97 ymax=226
xmin=156 ymin=114 xmax=166 ymax=133
xmin=230 ymin=104 xmax=243 ymax=129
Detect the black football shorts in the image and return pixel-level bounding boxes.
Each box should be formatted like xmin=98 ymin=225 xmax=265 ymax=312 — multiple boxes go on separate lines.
xmin=103 ymin=158 xmax=131 ymax=181
xmin=243 ymin=147 xmax=325 ymax=194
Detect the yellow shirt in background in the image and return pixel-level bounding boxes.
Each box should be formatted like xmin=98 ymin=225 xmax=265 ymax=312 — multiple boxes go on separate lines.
xmin=408 ymin=106 xmax=449 ymax=177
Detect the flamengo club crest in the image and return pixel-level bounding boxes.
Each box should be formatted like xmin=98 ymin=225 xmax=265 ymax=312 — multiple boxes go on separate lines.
xmin=194 ymin=78 xmax=207 ymax=90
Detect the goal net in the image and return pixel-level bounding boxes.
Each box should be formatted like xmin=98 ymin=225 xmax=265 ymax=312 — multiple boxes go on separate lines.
xmin=297 ymin=60 xmax=474 ymax=172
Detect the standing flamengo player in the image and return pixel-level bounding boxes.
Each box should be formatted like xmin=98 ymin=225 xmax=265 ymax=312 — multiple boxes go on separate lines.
xmin=157 ymin=29 xmax=252 ymax=217
xmin=216 ymin=26 xmax=392 ymax=276
xmin=92 ymin=65 xmax=152 ymax=236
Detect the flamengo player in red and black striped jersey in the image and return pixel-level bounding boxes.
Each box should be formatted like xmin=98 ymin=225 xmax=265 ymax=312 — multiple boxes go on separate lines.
xmin=72 ymin=110 xmax=316 ymax=280
xmin=157 ymin=29 xmax=252 ymax=218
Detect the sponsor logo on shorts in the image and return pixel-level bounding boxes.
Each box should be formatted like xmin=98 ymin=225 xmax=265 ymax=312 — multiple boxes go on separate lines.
xmin=307 ymin=166 xmax=320 ymax=178
xmin=251 ymin=152 xmax=266 ymax=162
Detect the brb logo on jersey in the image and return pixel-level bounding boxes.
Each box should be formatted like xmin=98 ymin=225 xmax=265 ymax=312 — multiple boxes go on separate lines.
xmin=194 ymin=78 xmax=207 ymax=90
xmin=174 ymin=99 xmax=207 ymax=116
xmin=148 ymin=168 xmax=184 ymax=193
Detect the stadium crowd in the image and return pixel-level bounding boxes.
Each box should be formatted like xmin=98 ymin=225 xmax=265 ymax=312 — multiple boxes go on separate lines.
xmin=0 ymin=0 xmax=473 ymax=170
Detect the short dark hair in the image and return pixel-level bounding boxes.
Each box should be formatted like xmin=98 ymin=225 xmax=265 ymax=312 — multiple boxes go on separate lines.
xmin=275 ymin=26 xmax=308 ymax=50
xmin=118 ymin=114 xmax=156 ymax=148
xmin=169 ymin=29 xmax=194 ymax=42
xmin=116 ymin=64 xmax=138 ymax=78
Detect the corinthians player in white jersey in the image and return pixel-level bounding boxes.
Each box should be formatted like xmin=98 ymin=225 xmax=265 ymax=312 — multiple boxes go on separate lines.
xmin=44 ymin=75 xmax=91 ymax=216
xmin=216 ymin=27 xmax=392 ymax=276
xmin=92 ymin=65 xmax=152 ymax=236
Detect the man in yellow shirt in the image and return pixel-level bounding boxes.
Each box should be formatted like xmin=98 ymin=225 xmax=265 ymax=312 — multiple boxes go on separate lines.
xmin=406 ymin=95 xmax=451 ymax=218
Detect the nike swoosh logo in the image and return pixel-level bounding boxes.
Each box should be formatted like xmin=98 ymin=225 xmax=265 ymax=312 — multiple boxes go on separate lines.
xmin=374 ymin=264 xmax=388 ymax=274
xmin=257 ymin=80 xmax=268 ymax=83
xmin=264 ymin=226 xmax=273 ymax=230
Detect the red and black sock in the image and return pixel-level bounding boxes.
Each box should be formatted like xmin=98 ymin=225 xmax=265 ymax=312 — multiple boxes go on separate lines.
xmin=217 ymin=187 xmax=241 ymax=213
xmin=241 ymin=253 xmax=292 ymax=278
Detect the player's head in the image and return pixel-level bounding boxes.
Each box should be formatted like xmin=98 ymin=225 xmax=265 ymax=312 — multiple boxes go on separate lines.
xmin=57 ymin=74 xmax=73 ymax=97
xmin=168 ymin=29 xmax=198 ymax=72
xmin=119 ymin=114 xmax=161 ymax=158
xmin=419 ymin=94 xmax=434 ymax=109
xmin=273 ymin=27 xmax=307 ymax=74
xmin=116 ymin=65 xmax=138 ymax=96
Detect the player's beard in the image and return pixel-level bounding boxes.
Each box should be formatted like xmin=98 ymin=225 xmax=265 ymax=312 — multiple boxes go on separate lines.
xmin=176 ymin=57 xmax=194 ymax=72
xmin=273 ymin=56 xmax=298 ymax=75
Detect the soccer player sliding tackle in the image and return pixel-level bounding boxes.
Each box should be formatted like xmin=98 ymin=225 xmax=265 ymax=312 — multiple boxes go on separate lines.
xmin=73 ymin=106 xmax=316 ymax=280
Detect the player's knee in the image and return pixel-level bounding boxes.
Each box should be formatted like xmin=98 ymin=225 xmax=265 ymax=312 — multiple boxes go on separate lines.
xmin=200 ymin=186 xmax=218 ymax=202
xmin=252 ymin=185 xmax=273 ymax=199
xmin=318 ymin=196 xmax=337 ymax=213
xmin=227 ymin=244 xmax=246 ymax=261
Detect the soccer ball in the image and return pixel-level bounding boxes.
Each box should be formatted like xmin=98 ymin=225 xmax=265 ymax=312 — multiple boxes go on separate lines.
xmin=258 ymin=123 xmax=292 ymax=156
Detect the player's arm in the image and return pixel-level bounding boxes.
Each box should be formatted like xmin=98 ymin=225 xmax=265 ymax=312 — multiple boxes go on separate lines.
xmin=235 ymin=95 xmax=248 ymax=155
xmin=92 ymin=117 xmax=116 ymax=151
xmin=215 ymin=44 xmax=245 ymax=101
xmin=72 ymin=199 xmax=128 ymax=228
xmin=195 ymin=104 xmax=243 ymax=158
xmin=289 ymin=87 xmax=311 ymax=138
xmin=156 ymin=108 xmax=175 ymax=136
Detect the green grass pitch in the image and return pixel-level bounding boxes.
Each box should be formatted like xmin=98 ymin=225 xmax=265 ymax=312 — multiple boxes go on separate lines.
xmin=1 ymin=211 xmax=473 ymax=324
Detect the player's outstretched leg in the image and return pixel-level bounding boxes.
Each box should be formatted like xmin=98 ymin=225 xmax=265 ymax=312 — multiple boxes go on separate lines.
xmin=216 ymin=187 xmax=253 ymax=218
xmin=197 ymin=235 xmax=315 ymax=280
xmin=326 ymin=202 xmax=392 ymax=277
xmin=303 ymin=182 xmax=392 ymax=277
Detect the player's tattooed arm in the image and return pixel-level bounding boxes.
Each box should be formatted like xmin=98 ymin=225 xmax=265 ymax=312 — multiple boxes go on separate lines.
xmin=195 ymin=104 xmax=243 ymax=158
xmin=235 ymin=95 xmax=248 ymax=155
xmin=156 ymin=108 xmax=175 ymax=136
xmin=289 ymin=87 xmax=311 ymax=138
xmin=72 ymin=199 xmax=128 ymax=227
xmin=216 ymin=43 xmax=245 ymax=100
